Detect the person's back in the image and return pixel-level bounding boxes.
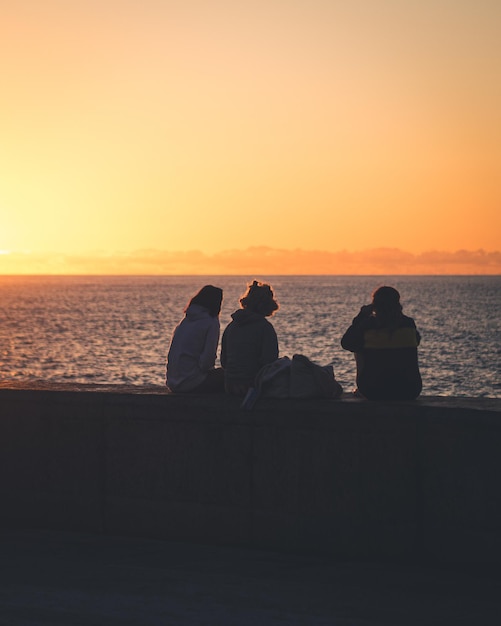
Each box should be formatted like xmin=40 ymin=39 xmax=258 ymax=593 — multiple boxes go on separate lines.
xmin=341 ymin=286 xmax=422 ymax=400
xmin=166 ymin=285 xmax=224 ymax=393
xmin=221 ymin=280 xmax=279 ymax=395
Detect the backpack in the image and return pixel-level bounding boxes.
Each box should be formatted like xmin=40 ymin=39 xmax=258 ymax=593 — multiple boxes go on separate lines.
xmin=241 ymin=354 xmax=343 ymax=409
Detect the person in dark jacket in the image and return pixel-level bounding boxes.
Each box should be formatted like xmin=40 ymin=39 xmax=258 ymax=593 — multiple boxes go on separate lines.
xmin=221 ymin=280 xmax=279 ymax=395
xmin=341 ymin=286 xmax=422 ymax=400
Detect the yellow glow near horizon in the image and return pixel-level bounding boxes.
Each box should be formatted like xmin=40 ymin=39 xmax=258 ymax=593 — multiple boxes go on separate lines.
xmin=1 ymin=0 xmax=500 ymax=274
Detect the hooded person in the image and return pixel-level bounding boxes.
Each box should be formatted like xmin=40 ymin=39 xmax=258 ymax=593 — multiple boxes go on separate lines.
xmin=166 ymin=285 xmax=225 ymax=393
xmin=341 ymin=286 xmax=422 ymax=400
xmin=221 ymin=280 xmax=279 ymax=396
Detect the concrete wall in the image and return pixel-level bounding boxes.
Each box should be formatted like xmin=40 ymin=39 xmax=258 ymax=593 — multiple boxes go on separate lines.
xmin=1 ymin=382 xmax=500 ymax=563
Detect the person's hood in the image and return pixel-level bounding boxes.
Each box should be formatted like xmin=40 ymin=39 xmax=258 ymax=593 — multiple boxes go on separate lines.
xmin=230 ymin=308 xmax=264 ymax=326
xmin=185 ymin=304 xmax=212 ymax=321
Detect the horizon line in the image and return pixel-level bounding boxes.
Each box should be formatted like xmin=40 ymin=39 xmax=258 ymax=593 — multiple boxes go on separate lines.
xmin=1 ymin=247 xmax=500 ymax=276
xmin=1 ymin=272 xmax=500 ymax=278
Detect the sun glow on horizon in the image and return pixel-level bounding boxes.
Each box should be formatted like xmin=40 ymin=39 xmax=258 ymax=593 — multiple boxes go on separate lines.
xmin=1 ymin=0 xmax=500 ymax=274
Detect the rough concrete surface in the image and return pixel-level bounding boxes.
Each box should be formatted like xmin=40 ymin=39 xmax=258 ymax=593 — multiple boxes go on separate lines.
xmin=1 ymin=529 xmax=500 ymax=626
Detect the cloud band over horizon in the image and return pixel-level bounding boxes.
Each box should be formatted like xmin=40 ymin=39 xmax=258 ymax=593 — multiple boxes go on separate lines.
xmin=1 ymin=247 xmax=500 ymax=276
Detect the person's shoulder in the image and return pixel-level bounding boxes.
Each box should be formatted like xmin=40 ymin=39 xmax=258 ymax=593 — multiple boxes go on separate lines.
xmin=262 ymin=317 xmax=278 ymax=335
xmin=260 ymin=314 xmax=277 ymax=327
xmin=400 ymin=314 xmax=417 ymax=327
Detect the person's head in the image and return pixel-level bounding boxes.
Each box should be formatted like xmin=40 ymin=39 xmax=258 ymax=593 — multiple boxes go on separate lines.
xmin=240 ymin=280 xmax=279 ymax=317
xmin=186 ymin=285 xmax=223 ymax=317
xmin=371 ymin=286 xmax=402 ymax=316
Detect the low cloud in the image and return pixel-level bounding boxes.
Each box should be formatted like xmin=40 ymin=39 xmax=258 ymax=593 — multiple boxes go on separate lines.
xmin=1 ymin=247 xmax=500 ymax=275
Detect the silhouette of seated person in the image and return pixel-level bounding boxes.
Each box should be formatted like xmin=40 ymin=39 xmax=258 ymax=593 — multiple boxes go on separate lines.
xmin=166 ymin=285 xmax=225 ymax=393
xmin=341 ymin=286 xmax=422 ymax=400
xmin=221 ymin=280 xmax=279 ymax=396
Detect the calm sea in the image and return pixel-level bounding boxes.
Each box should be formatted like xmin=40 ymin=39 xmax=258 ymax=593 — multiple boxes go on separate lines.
xmin=0 ymin=275 xmax=499 ymax=398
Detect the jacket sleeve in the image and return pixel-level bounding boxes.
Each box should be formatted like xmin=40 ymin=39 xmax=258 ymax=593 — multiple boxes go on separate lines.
xmin=341 ymin=306 xmax=372 ymax=352
xmin=402 ymin=315 xmax=421 ymax=346
xmin=340 ymin=324 xmax=364 ymax=352
xmin=259 ymin=322 xmax=279 ymax=368
xmin=414 ymin=322 xmax=421 ymax=346
xmin=220 ymin=326 xmax=228 ymax=369
xmin=199 ymin=319 xmax=220 ymax=372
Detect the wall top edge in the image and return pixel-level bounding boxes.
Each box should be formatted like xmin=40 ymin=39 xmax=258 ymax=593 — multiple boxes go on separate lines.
xmin=0 ymin=381 xmax=500 ymax=414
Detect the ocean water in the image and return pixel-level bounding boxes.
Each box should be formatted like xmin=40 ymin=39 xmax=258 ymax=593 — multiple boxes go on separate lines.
xmin=0 ymin=275 xmax=499 ymax=398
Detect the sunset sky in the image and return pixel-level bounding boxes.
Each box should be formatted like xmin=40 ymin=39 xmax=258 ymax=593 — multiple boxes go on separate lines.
xmin=1 ymin=0 xmax=500 ymax=274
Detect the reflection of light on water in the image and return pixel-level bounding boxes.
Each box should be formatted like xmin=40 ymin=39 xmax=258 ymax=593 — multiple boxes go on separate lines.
xmin=0 ymin=275 xmax=499 ymax=397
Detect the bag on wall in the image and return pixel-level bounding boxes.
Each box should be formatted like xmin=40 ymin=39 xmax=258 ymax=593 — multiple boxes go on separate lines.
xmin=242 ymin=354 xmax=343 ymax=409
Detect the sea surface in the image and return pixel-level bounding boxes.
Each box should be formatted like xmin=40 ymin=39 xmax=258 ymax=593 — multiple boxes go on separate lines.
xmin=0 ymin=275 xmax=500 ymax=398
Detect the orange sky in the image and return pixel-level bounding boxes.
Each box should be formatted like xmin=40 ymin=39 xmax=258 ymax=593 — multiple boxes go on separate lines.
xmin=1 ymin=0 xmax=500 ymax=274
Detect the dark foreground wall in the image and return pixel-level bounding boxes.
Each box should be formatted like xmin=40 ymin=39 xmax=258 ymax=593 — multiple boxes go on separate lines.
xmin=1 ymin=382 xmax=500 ymax=563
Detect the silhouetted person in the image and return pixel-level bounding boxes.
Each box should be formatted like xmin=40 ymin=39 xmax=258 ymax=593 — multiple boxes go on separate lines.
xmin=341 ymin=286 xmax=422 ymax=400
xmin=221 ymin=280 xmax=279 ymax=396
xmin=166 ymin=285 xmax=225 ymax=393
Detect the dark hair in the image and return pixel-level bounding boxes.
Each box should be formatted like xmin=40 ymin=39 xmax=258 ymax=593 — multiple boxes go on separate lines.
xmin=186 ymin=285 xmax=223 ymax=317
xmin=372 ymin=286 xmax=402 ymax=312
xmin=372 ymin=286 xmax=402 ymax=327
xmin=240 ymin=280 xmax=279 ymax=317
